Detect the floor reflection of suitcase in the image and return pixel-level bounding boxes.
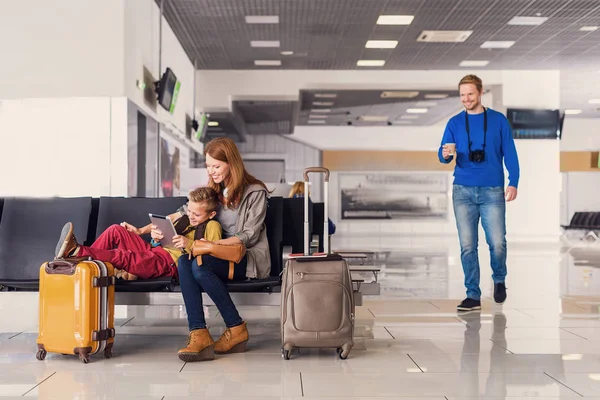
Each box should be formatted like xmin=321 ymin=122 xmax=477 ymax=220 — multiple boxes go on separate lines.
xmin=36 ymin=257 xmax=116 ymax=363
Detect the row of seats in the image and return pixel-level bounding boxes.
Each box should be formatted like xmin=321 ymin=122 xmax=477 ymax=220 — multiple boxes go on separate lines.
xmin=0 ymin=196 xmax=320 ymax=293
xmin=562 ymin=211 xmax=600 ymax=231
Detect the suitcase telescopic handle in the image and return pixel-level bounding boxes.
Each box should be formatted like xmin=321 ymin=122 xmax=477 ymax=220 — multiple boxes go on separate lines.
xmin=303 ymin=167 xmax=330 ymax=182
xmin=302 ymin=166 xmax=331 ymax=255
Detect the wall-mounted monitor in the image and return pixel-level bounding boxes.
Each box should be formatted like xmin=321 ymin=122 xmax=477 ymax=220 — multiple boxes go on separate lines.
xmin=155 ymin=67 xmax=180 ymax=114
xmin=193 ymin=113 xmax=210 ymax=143
xmin=506 ymin=108 xmax=563 ymax=140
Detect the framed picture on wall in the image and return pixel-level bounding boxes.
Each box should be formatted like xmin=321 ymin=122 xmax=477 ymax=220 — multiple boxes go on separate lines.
xmin=339 ymin=172 xmax=448 ymax=220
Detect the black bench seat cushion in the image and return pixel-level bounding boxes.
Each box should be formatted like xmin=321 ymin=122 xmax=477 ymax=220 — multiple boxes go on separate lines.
xmin=0 ymin=197 xmax=93 ymax=289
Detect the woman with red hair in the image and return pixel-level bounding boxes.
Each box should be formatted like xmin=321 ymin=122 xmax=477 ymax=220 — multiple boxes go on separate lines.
xmin=177 ymin=137 xmax=271 ymax=362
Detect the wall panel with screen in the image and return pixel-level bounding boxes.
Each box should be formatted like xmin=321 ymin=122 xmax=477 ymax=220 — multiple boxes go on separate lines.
xmin=506 ymin=108 xmax=564 ymax=140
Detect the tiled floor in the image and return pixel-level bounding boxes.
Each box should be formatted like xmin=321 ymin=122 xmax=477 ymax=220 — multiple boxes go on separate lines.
xmin=3 ymin=236 xmax=600 ymax=398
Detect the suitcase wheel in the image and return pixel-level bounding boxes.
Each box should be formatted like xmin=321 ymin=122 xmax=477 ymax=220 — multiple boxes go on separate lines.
xmin=282 ymin=349 xmax=292 ymax=360
xmin=337 ymin=348 xmax=349 ymax=360
xmin=104 ymin=348 xmax=113 ymax=359
xmin=79 ymin=353 xmax=91 ymax=364
xmin=36 ymin=349 xmax=47 ymax=361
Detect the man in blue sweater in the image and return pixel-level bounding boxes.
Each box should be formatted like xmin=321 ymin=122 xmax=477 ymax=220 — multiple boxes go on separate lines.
xmin=438 ymin=74 xmax=520 ymax=312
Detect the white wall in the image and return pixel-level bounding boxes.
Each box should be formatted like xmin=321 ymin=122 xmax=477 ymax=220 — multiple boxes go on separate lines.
xmin=124 ymin=0 xmax=195 ymax=135
xmin=561 ymin=118 xmax=600 ymax=150
xmin=0 ymin=0 xmax=124 ymax=99
xmin=0 ymin=97 xmax=128 ymax=197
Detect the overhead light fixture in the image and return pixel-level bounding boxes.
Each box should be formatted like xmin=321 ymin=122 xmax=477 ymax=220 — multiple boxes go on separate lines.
xmin=416 ymin=101 xmax=438 ymax=107
xmin=310 ymin=109 xmax=331 ymax=113
xmin=250 ymin=40 xmax=280 ymax=48
xmin=254 ymin=60 xmax=281 ymax=66
xmin=207 ymin=121 xmax=219 ymax=127
xmin=589 ymin=374 xmax=600 ymax=381
xmin=425 ymin=93 xmax=449 ymax=99
xmin=507 ymin=16 xmax=548 ymax=26
xmin=480 ymin=41 xmax=515 ymax=49
xmin=406 ymin=108 xmax=428 ymax=113
xmin=357 ymin=60 xmax=386 ymax=67
xmin=365 ymin=40 xmax=398 ymax=49
xmin=308 ymin=114 xmax=328 ymax=119
xmin=589 ymin=99 xmax=600 ymax=104
xmin=380 ymin=91 xmax=419 ymax=98
xmin=280 ymin=51 xmax=294 ymax=55
xmin=245 ymin=15 xmax=279 ymax=24
xmin=376 ymin=15 xmax=414 ymax=25
xmin=565 ymin=109 xmax=582 ymax=115
xmin=315 ymin=93 xmax=337 ymax=98
xmin=313 ymin=101 xmax=334 ymax=106
xmin=562 ymin=354 xmax=583 ymax=361
xmin=359 ymin=115 xmax=389 ymax=122
xmin=307 ymin=119 xmax=326 ymax=124
xmin=417 ymin=30 xmax=472 ymax=43
xmin=580 ymin=26 xmax=599 ymax=32
xmin=460 ymin=60 xmax=489 ymax=67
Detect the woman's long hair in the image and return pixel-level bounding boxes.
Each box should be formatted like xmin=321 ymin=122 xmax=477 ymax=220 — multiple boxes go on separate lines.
xmin=204 ymin=137 xmax=268 ymax=208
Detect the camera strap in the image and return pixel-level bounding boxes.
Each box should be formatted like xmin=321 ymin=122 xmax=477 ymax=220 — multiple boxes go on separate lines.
xmin=465 ymin=107 xmax=487 ymax=152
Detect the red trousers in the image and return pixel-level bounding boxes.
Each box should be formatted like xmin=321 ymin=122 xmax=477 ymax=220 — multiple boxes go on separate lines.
xmin=79 ymin=224 xmax=176 ymax=279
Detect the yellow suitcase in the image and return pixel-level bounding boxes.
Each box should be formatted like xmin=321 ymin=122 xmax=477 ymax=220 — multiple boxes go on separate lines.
xmin=36 ymin=257 xmax=116 ymax=363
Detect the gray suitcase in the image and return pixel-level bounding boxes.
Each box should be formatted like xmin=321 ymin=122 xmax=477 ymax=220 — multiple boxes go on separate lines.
xmin=281 ymin=167 xmax=355 ymax=360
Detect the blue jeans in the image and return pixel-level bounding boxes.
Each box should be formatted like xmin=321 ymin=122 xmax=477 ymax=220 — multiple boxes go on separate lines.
xmin=178 ymin=255 xmax=246 ymax=330
xmin=452 ymin=185 xmax=507 ymax=300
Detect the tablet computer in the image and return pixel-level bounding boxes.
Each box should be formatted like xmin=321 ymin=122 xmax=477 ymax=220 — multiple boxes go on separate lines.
xmin=148 ymin=213 xmax=178 ymax=248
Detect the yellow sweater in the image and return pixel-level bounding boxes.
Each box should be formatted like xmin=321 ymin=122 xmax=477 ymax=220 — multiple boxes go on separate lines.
xmin=162 ymin=220 xmax=222 ymax=265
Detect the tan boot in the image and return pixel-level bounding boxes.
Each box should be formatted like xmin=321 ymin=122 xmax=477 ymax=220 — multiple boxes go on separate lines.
xmin=178 ymin=328 xmax=215 ymax=362
xmin=214 ymin=321 xmax=249 ymax=354
xmin=114 ymin=268 xmax=138 ymax=281
xmin=55 ymin=222 xmax=80 ymax=259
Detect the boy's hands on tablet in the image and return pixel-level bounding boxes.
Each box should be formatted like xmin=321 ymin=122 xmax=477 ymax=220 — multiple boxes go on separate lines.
xmin=120 ymin=221 xmax=141 ymax=235
xmin=172 ymin=235 xmax=190 ymax=250
xmin=150 ymin=225 xmax=164 ymax=242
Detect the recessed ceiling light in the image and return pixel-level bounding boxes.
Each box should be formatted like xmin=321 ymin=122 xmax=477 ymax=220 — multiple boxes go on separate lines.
xmin=416 ymin=101 xmax=438 ymax=107
xmin=254 ymin=60 xmax=281 ymax=66
xmin=400 ymin=115 xmax=419 ymax=119
xmin=562 ymin=354 xmax=583 ymax=361
xmin=380 ymin=91 xmax=419 ymax=98
xmin=311 ymin=109 xmax=331 ymax=113
xmin=207 ymin=121 xmax=219 ymax=127
xmin=565 ymin=109 xmax=582 ymax=115
xmin=357 ymin=60 xmax=386 ymax=67
xmin=425 ymin=94 xmax=449 ymax=99
xmin=281 ymin=51 xmax=294 ymax=55
xmin=359 ymin=116 xmax=389 ymax=122
xmin=376 ymin=15 xmax=414 ymax=25
xmin=308 ymin=114 xmax=328 ymax=119
xmin=460 ymin=60 xmax=489 ymax=67
xmin=315 ymin=93 xmax=337 ymax=98
xmin=245 ymin=15 xmax=279 ymax=24
xmin=417 ymin=30 xmax=472 ymax=43
xmin=589 ymin=99 xmax=600 ymax=104
xmin=406 ymin=108 xmax=429 ymax=113
xmin=365 ymin=40 xmax=398 ymax=49
xmin=507 ymin=16 xmax=548 ymax=26
xmin=588 ymin=373 xmax=600 ymax=381
xmin=313 ymin=101 xmax=334 ymax=106
xmin=580 ymin=26 xmax=598 ymax=32
xmin=307 ymin=119 xmax=326 ymax=124
xmin=250 ymin=40 xmax=280 ymax=48
xmin=480 ymin=41 xmax=515 ymax=49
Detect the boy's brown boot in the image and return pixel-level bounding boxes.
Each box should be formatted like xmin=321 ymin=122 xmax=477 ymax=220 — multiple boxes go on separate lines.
xmin=178 ymin=328 xmax=215 ymax=362
xmin=214 ymin=321 xmax=249 ymax=354
xmin=55 ymin=222 xmax=79 ymax=259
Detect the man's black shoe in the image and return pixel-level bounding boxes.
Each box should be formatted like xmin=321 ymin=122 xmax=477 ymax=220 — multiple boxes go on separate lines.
xmin=457 ymin=298 xmax=481 ymax=312
xmin=494 ymin=282 xmax=507 ymax=304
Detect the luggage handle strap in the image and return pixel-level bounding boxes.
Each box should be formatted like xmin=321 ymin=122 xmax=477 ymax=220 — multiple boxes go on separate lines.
xmin=93 ymin=276 xmax=117 ymax=288
xmin=92 ymin=328 xmax=115 ymax=342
